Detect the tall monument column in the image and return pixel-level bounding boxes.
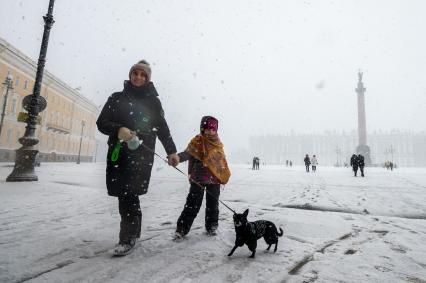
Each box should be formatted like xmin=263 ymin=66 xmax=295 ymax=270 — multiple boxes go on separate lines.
xmin=355 ymin=70 xmax=371 ymax=164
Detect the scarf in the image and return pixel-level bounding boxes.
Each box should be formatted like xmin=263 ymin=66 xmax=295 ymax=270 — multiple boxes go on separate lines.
xmin=186 ymin=133 xmax=231 ymax=185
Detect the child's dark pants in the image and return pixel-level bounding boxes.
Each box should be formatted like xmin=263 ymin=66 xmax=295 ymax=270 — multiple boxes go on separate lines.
xmin=176 ymin=183 xmax=220 ymax=235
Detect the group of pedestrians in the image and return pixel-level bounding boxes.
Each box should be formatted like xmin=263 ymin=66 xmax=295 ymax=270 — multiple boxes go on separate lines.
xmin=252 ymin=157 xmax=260 ymax=170
xmin=384 ymin=161 xmax=395 ymax=171
xmin=303 ymin=154 xmax=318 ymax=172
xmin=97 ymin=59 xmax=231 ymax=256
xmin=350 ymin=154 xmax=365 ymax=177
xmin=304 ymin=153 xmax=365 ymax=177
xmin=251 ymin=153 xmax=367 ymax=178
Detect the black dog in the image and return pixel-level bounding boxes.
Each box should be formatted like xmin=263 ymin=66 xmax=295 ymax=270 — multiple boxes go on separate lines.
xmin=228 ymin=209 xmax=283 ymax=258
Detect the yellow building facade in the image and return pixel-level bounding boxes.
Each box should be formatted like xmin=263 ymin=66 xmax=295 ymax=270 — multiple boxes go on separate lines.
xmin=0 ymin=37 xmax=99 ymax=162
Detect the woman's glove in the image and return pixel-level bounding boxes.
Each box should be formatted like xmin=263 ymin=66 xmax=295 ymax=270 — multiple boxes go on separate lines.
xmin=118 ymin=127 xmax=134 ymax=141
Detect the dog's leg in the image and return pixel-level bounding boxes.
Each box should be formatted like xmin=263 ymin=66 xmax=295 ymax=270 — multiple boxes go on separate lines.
xmin=249 ymin=249 xmax=256 ymax=258
xmin=248 ymin=242 xmax=257 ymax=258
xmin=274 ymin=241 xmax=278 ymax=252
xmin=266 ymin=244 xmax=272 ymax=251
xmin=228 ymin=245 xmax=238 ymax=257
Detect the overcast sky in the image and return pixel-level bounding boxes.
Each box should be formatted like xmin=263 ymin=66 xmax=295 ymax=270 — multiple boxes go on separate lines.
xmin=1 ymin=0 xmax=425 ymax=152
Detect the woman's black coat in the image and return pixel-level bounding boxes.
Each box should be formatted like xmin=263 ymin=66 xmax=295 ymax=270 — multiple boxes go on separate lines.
xmin=96 ymin=81 xmax=176 ymax=197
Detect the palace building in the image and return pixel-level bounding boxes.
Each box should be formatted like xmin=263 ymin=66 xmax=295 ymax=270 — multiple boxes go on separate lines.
xmin=0 ymin=37 xmax=99 ymax=162
xmin=249 ymin=130 xmax=426 ymax=167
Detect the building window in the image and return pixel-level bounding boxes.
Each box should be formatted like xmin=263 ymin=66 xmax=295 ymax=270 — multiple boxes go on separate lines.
xmin=15 ymin=76 xmax=20 ymax=87
xmin=24 ymin=80 xmax=28 ymax=90
xmin=11 ymin=98 xmax=17 ymax=114
xmin=7 ymin=129 xmax=13 ymax=143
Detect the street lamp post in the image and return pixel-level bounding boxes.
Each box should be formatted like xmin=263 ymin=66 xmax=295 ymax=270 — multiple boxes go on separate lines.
xmin=0 ymin=75 xmax=14 ymax=138
xmin=77 ymin=120 xmax=85 ymax=164
xmin=7 ymin=0 xmax=55 ymax=182
xmin=335 ymin=146 xmax=341 ymax=167
xmin=389 ymin=145 xmax=394 ymax=164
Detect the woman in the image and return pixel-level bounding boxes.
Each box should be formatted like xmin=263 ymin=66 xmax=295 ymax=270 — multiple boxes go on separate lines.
xmin=97 ymin=59 xmax=179 ymax=256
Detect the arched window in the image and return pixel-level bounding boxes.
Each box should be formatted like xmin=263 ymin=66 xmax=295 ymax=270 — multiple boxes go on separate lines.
xmin=11 ymin=98 xmax=17 ymax=114
xmin=7 ymin=129 xmax=13 ymax=143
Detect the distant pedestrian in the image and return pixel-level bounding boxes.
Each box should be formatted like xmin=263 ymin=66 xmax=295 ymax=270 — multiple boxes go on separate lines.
xmin=255 ymin=157 xmax=260 ymax=170
xmin=304 ymin=154 xmax=311 ymax=172
xmin=289 ymin=160 xmax=292 ymax=167
xmin=350 ymin=154 xmax=358 ymax=177
xmin=286 ymin=160 xmax=289 ymax=167
xmin=252 ymin=157 xmax=256 ymax=170
xmin=358 ymin=154 xmax=365 ymax=177
xmin=311 ymin=155 xmax=318 ymax=172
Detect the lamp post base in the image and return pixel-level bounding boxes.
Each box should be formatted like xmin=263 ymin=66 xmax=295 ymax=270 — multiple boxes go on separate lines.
xmin=6 ymin=148 xmax=39 ymax=182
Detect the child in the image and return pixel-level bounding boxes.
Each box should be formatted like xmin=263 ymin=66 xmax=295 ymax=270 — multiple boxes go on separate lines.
xmin=174 ymin=116 xmax=231 ymax=239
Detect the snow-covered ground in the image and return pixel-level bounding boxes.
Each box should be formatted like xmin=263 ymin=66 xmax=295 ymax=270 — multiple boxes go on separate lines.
xmin=1 ymin=162 xmax=425 ymax=283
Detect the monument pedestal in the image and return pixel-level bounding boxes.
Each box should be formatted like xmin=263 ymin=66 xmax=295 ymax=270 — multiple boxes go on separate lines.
xmin=355 ymin=71 xmax=371 ymax=166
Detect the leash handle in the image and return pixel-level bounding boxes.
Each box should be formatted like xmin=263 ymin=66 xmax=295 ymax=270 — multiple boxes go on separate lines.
xmin=110 ymin=141 xmax=122 ymax=162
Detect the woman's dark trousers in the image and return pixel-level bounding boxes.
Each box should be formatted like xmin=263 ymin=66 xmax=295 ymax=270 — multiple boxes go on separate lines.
xmin=176 ymin=183 xmax=220 ymax=235
xmin=118 ymin=193 xmax=142 ymax=244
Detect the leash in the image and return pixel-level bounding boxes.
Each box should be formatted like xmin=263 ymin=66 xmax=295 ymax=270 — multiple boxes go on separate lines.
xmin=138 ymin=142 xmax=236 ymax=215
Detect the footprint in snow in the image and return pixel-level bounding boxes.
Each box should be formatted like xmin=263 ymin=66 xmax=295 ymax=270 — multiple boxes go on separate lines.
xmin=344 ymin=249 xmax=357 ymax=255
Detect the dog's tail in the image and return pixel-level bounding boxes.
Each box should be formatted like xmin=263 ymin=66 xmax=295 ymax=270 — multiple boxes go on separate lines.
xmin=277 ymin=227 xmax=283 ymax=237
